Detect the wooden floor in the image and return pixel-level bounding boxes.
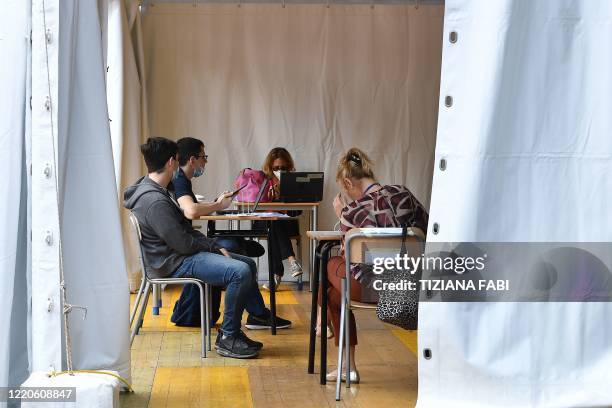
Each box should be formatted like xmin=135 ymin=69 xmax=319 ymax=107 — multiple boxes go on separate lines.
xmin=122 ymin=284 xmax=418 ymax=407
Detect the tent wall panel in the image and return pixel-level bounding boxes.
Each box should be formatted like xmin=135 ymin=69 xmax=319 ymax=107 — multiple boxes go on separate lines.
xmin=420 ymin=1 xmax=612 ymax=406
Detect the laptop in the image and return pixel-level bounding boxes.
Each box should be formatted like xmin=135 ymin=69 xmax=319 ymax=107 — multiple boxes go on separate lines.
xmin=279 ymin=172 xmax=324 ymax=202
xmin=216 ymin=180 xmax=268 ymax=215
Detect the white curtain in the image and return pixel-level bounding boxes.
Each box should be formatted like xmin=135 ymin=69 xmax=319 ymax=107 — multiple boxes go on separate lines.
xmin=107 ymin=0 xmax=149 ymax=291
xmin=420 ymin=0 xmax=612 ymax=406
xmin=141 ymin=3 xmax=444 ymax=230
xmin=0 ymin=0 xmax=31 ymax=395
xmin=56 ymin=0 xmax=131 ymax=379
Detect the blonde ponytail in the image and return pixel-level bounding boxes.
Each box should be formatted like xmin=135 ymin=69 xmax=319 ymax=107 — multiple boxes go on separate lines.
xmin=336 ymin=148 xmax=376 ymax=182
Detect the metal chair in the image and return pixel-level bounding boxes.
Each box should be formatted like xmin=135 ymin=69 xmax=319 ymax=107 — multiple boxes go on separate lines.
xmin=335 ymin=227 xmax=425 ymax=400
xmin=128 ymin=212 xmax=212 ymax=357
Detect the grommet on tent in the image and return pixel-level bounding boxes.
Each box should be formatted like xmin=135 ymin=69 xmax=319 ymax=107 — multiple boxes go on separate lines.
xmin=44 ymin=231 xmax=53 ymax=246
xmin=43 ymin=163 xmax=52 ymax=179
xmin=439 ymin=158 xmax=447 ymax=171
xmin=449 ymin=31 xmax=458 ymax=43
xmin=444 ymin=95 xmax=453 ymax=107
xmin=423 ymin=348 xmax=432 ymax=360
xmin=432 ymin=222 xmax=439 ymax=235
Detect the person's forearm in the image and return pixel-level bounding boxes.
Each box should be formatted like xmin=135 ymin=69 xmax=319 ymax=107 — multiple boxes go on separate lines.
xmin=182 ymin=201 xmax=220 ymax=219
xmin=196 ymin=201 xmax=220 ymax=216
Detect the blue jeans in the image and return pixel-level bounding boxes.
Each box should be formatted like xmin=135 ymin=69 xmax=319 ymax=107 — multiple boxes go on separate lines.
xmin=172 ymin=251 xmax=266 ymax=336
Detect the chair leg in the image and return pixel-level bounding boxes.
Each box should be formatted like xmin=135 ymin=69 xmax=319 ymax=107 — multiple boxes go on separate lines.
xmin=196 ymin=281 xmax=206 ymax=358
xmin=297 ymin=237 xmax=303 ymax=291
xmin=205 ymin=283 xmax=211 ymax=352
xmin=345 ymin=289 xmax=351 ymax=388
xmin=131 ymin=280 xmax=151 ymax=346
xmin=130 ymin=274 xmax=147 ymax=327
xmin=335 ymin=278 xmax=347 ymax=401
xmin=208 ymin=284 xmax=213 ymax=351
xmin=255 ymin=238 xmax=260 ymax=270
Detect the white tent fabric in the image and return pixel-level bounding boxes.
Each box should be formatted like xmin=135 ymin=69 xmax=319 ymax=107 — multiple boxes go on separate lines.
xmin=140 ymin=3 xmax=444 ymax=230
xmin=0 ymin=0 xmax=31 ymax=394
xmin=107 ymin=0 xmax=149 ymax=291
xmin=420 ymin=0 xmax=612 ymax=406
xmin=30 ymin=0 xmax=63 ymax=374
xmin=57 ymin=0 xmax=130 ymax=379
xmin=4 ymin=0 xmax=131 ymax=386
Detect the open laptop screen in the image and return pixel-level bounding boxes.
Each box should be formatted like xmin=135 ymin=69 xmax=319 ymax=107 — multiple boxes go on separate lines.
xmin=279 ymin=172 xmax=324 ymax=202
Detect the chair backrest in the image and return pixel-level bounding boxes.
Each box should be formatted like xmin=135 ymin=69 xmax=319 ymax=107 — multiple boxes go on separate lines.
xmin=345 ymin=227 xmax=425 ymax=264
xmin=127 ymin=211 xmax=149 ymax=279
xmin=345 ymin=227 xmax=425 ymax=305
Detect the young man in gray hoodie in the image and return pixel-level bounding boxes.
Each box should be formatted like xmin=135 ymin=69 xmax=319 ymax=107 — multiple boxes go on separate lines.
xmin=124 ymin=137 xmax=265 ymax=358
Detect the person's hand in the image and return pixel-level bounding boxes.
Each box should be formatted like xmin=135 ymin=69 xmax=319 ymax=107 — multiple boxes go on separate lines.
xmin=216 ymin=191 xmax=233 ymax=210
xmin=267 ymin=184 xmax=279 ymax=201
xmin=333 ymin=193 xmax=346 ymax=218
xmin=219 ymin=248 xmax=231 ymax=258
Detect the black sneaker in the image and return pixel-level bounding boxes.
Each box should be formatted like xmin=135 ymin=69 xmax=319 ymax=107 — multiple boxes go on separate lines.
xmin=245 ymin=310 xmax=292 ymax=330
xmin=215 ymin=332 xmax=259 ymax=359
xmin=216 ymin=329 xmax=262 ymax=351
xmin=238 ymin=330 xmax=263 ymax=351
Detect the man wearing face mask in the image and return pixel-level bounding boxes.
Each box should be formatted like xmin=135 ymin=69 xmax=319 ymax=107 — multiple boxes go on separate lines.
xmin=171 ymin=137 xmax=291 ymax=331
xmin=173 ymin=137 xmax=233 ymax=218
xmin=125 ymin=137 xmax=267 ymax=358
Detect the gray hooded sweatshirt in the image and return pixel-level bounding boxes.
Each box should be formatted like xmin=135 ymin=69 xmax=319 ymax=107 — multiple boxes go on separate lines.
xmin=123 ymin=176 xmax=222 ymax=278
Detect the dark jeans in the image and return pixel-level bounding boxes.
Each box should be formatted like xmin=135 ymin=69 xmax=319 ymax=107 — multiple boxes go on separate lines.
xmin=172 ymin=251 xmax=267 ymax=336
xmin=253 ymin=219 xmax=300 ymax=277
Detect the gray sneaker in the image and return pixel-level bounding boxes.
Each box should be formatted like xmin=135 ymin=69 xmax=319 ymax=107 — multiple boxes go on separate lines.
xmin=289 ymin=260 xmax=303 ymax=278
xmin=262 ymin=275 xmax=282 ymax=291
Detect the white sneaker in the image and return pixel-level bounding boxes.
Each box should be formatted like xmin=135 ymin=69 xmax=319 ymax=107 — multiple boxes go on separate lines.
xmin=289 ymin=260 xmax=303 ymax=278
xmin=262 ymin=275 xmax=282 ymax=291
xmin=325 ymin=369 xmax=360 ymax=383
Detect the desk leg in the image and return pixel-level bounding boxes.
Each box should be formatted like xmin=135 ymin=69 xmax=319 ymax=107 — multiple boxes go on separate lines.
xmin=308 ymin=241 xmax=323 ymax=374
xmin=311 ymin=206 xmax=319 ymax=292
xmin=309 ymin=209 xmax=314 ymax=292
xmin=267 ymin=220 xmax=277 ymax=335
xmin=320 ymin=241 xmax=333 ymax=385
xmin=152 ymin=284 xmax=160 ymax=315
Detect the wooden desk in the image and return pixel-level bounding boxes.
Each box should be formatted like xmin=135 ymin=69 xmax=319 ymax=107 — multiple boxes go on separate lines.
xmin=200 ymin=214 xmax=294 ymax=335
xmin=305 ymin=230 xmax=343 ymax=384
xmin=234 ymin=202 xmax=322 ymax=291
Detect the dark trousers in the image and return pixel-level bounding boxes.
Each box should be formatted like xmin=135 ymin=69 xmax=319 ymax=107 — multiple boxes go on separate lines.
xmin=253 ymin=219 xmax=299 ymax=277
xmin=318 ymin=256 xmax=362 ymax=347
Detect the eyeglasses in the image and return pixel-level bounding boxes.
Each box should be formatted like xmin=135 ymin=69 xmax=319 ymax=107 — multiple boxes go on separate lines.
xmin=198 ymin=154 xmax=208 ymax=161
xmin=272 ymin=166 xmax=288 ymax=171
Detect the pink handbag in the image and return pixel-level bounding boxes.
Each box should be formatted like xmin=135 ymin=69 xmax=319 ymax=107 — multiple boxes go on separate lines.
xmin=233 ymin=168 xmax=271 ymax=202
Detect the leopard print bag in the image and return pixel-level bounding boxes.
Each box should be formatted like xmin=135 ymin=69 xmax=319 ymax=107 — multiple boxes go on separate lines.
xmin=375 ymin=225 xmax=421 ymax=330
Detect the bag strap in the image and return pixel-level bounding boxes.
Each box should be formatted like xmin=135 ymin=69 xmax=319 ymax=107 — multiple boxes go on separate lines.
xmin=381 ymin=191 xmax=410 ymax=256
xmin=400 ymin=224 xmax=408 ymax=256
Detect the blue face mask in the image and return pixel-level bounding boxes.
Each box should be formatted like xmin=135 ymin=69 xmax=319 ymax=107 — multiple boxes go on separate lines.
xmin=193 ymin=166 xmax=205 ymax=178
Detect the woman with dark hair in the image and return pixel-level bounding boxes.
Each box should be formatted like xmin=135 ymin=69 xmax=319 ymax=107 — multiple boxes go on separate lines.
xmin=256 ymin=147 xmax=303 ymax=291
xmin=320 ymin=147 xmax=429 ymax=382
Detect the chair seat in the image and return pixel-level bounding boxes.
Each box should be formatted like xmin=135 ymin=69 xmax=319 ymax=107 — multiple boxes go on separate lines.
xmin=256 ymin=234 xmax=301 ymax=241
xmin=148 ymin=277 xmax=204 ymax=284
xmin=350 ymin=300 xmax=376 ymax=310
